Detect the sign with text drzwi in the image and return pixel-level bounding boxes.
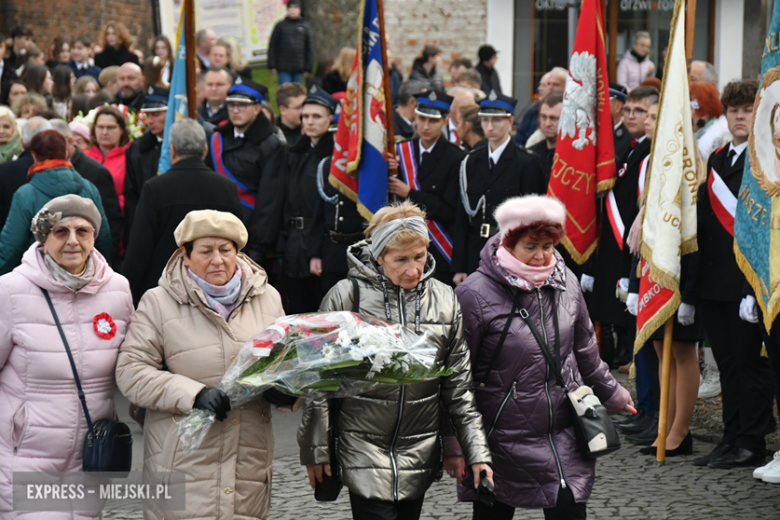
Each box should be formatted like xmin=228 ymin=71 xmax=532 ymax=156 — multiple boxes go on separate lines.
xmin=158 ymin=0 xmax=287 ymax=63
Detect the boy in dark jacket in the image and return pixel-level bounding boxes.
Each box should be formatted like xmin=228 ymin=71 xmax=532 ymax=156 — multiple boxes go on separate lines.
xmin=268 ymin=0 xmax=314 ymax=85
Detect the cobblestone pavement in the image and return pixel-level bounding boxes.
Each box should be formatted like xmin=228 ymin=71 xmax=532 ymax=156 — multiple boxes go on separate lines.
xmin=103 ymin=391 xmax=780 ymax=519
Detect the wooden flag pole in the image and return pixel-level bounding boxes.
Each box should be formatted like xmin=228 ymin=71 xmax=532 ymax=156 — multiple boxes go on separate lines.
xmin=376 ymin=0 xmax=396 ymax=176
xmin=656 ymin=316 xmax=675 ymax=463
xmin=657 ymin=0 xmax=695 ymax=465
xmin=184 ymin=0 xmax=197 ymax=119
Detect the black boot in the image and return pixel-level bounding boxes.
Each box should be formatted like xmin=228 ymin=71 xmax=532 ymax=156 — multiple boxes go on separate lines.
xmin=616 ymin=410 xmax=654 ymax=434
xmin=600 ymin=323 xmax=615 ymax=368
xmin=625 ymin=417 xmax=659 ymax=445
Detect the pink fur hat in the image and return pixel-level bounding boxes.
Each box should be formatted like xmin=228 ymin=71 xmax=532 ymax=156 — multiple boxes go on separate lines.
xmin=494 ymin=195 xmax=566 ymax=238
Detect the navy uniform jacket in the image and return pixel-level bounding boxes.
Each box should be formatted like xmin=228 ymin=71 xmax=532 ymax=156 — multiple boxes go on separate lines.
xmin=205 ymin=113 xmax=288 ymax=260
xmin=697 ymin=144 xmax=749 ymax=302
xmin=396 ymin=135 xmax=464 ymax=274
xmin=307 ymin=157 xmax=367 ymax=274
xmin=452 ymin=140 xmax=547 ymax=273
xmin=278 ymin=132 xmax=334 ymax=279
xmin=613 ymin=121 xmax=633 ymax=166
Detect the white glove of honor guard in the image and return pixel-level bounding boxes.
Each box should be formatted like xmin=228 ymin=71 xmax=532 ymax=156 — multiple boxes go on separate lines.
xmin=677 ymin=303 xmax=696 ymax=326
xmin=626 ymin=293 xmax=639 ymax=316
xmin=739 ymin=295 xmax=759 ymax=323
xmin=580 ymin=274 xmax=594 ymax=293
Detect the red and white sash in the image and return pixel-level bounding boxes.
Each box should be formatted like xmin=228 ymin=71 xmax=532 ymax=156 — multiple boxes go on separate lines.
xmin=606 ymin=156 xmax=648 ymax=250
xmin=707 ymin=167 xmax=736 ymax=236
xmin=396 ymin=140 xmax=454 ymax=264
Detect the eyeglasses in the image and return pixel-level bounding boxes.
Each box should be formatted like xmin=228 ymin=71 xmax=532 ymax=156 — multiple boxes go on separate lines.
xmin=622 ymin=107 xmax=647 ymax=116
xmin=51 ymin=226 xmax=94 ymax=240
xmin=227 ymin=102 xmax=256 ymax=111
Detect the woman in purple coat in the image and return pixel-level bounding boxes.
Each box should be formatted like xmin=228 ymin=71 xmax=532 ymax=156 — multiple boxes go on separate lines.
xmin=446 ymin=195 xmax=634 ymax=519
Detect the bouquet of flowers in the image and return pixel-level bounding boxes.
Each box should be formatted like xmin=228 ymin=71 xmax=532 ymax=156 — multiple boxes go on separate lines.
xmin=176 ymin=311 xmax=453 ymax=452
xmin=71 ymin=104 xmax=148 ymax=140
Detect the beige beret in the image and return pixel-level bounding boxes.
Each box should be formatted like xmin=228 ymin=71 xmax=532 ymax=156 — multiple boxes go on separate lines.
xmin=174 ymin=210 xmax=248 ymax=250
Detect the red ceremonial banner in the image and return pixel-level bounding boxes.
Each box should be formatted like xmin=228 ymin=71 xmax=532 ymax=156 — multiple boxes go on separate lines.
xmin=636 ymin=259 xmax=675 ymax=336
xmin=547 ymin=0 xmax=616 ymax=264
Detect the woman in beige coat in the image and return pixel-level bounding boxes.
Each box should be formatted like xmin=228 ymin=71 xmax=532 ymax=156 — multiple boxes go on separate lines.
xmin=116 ymin=210 xmax=293 ymax=520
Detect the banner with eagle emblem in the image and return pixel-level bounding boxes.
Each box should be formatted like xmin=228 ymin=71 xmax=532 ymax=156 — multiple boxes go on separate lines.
xmin=547 ymin=0 xmax=615 ymax=264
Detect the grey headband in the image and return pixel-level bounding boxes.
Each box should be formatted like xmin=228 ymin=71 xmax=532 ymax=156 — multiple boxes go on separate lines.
xmin=370 ymin=216 xmax=429 ymax=259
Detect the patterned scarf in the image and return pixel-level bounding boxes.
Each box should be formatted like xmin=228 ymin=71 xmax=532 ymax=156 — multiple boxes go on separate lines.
xmin=188 ymin=265 xmax=242 ymax=320
xmin=44 ymin=253 xmax=95 ymax=291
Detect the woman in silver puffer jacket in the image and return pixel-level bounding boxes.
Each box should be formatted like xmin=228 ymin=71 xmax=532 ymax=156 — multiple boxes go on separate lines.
xmin=298 ymin=201 xmax=492 ymax=520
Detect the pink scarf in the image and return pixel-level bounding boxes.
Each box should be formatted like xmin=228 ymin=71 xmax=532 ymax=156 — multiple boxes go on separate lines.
xmin=496 ymin=246 xmax=556 ymax=289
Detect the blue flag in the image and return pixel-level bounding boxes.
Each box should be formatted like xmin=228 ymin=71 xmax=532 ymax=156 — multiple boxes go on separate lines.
xmin=157 ymin=5 xmax=190 ymax=174
xmin=735 ymin=2 xmax=780 ymax=332
xmin=328 ymin=0 xmax=389 ymax=219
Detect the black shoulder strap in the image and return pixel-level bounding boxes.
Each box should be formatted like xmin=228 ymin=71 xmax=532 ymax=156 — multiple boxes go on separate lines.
xmin=517 ymin=295 xmax=567 ymax=392
xmin=480 ymin=289 xmax=522 ymax=386
xmin=350 ymin=278 xmax=360 ymax=313
xmin=42 ymin=288 xmax=95 ymax=432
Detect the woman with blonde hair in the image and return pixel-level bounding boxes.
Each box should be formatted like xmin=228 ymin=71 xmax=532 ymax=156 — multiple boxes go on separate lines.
xmin=224 ymin=37 xmax=252 ymax=80
xmin=94 ymin=22 xmax=140 ymax=68
xmin=299 ymin=200 xmax=492 ymax=520
xmin=322 ymin=47 xmax=355 ymax=94
xmin=0 ymin=107 xmax=23 ymax=165
xmin=11 ymin=92 xmax=48 ymax=120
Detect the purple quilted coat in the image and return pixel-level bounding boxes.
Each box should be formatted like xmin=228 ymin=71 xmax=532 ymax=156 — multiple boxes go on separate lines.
xmin=448 ymin=236 xmax=629 ymax=509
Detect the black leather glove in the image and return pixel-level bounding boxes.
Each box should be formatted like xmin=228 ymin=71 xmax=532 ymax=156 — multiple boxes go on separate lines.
xmin=462 ymin=468 xmax=496 ymax=506
xmin=193 ymin=387 xmax=232 ymax=421
xmin=263 ymin=387 xmax=297 ymax=407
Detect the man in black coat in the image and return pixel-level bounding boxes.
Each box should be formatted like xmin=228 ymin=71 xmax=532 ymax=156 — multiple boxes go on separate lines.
xmin=610 ymin=83 xmax=633 ymax=164
xmin=205 ymin=78 xmax=287 ymax=275
xmin=694 ymin=79 xmax=775 ymax=470
xmin=528 ymin=91 xmax=562 ymax=186
xmin=123 ymin=119 xmax=243 ymax=304
xmin=197 ymin=67 xmax=232 ymax=126
xmin=49 ymin=119 xmax=123 ymax=264
xmin=267 ymin=0 xmax=314 ymax=85
xmin=0 ymin=117 xmax=50 ymax=230
xmin=125 ymin=86 xmax=168 ymax=238
xmin=452 ymin=91 xmax=547 ymax=279
xmin=278 ymin=86 xmax=337 ymax=313
xmin=475 ymin=45 xmax=501 ymax=95
xmin=388 ymin=89 xmax=464 ymax=284
xmin=276 ymin=82 xmax=306 ymax=147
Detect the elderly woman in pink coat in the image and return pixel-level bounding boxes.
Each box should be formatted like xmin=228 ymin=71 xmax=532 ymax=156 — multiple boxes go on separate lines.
xmin=0 ymin=195 xmax=134 ymax=518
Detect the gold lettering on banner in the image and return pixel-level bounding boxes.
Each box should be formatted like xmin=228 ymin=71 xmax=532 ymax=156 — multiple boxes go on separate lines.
xmin=663 ymin=212 xmax=681 ymax=229
xmin=773 ymin=32 xmax=780 ymax=52
xmin=571 ymin=171 xmax=595 ymax=194
xmin=738 ymin=185 xmax=769 ymax=227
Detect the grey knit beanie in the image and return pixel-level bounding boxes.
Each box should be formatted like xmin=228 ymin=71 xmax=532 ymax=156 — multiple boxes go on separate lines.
xmin=30 ymin=194 xmax=102 ymax=244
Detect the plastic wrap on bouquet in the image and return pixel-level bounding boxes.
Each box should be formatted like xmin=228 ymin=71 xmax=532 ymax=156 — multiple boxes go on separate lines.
xmin=176 ymin=311 xmax=453 ymax=452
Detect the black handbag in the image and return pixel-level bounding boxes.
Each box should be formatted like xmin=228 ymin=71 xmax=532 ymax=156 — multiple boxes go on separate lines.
xmin=42 ymin=288 xmax=133 ymax=476
xmin=516 ymin=293 xmax=621 ymax=460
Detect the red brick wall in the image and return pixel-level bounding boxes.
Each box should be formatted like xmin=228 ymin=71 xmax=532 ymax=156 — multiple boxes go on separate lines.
xmin=1 ymin=0 xmax=156 ymax=56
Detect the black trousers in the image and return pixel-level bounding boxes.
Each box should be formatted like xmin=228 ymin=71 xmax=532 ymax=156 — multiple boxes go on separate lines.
xmin=758 ymin=312 xmax=780 ymax=416
xmin=349 ymin=492 xmax=425 ymax=520
xmin=700 ymin=300 xmax=775 ymax=451
xmin=472 ymin=486 xmax=586 ymax=520
xmin=286 ymin=275 xmax=323 ymax=315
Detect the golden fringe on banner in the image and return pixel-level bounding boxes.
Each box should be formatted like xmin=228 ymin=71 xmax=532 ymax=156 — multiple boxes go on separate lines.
xmin=596 ymin=178 xmax=616 ymax=193
xmin=328 ymin=173 xmax=375 ymax=221
xmin=560 ymin=236 xmax=598 ymax=265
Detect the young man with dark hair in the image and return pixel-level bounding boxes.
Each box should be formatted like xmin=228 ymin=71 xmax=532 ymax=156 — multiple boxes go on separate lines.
xmin=9 ymin=24 xmax=33 ymax=69
xmin=696 ymin=79 xmax=776 ymax=471
xmin=68 ymin=35 xmax=102 ymax=80
xmin=197 ymin=66 xmax=233 ymax=126
xmin=448 ymin=57 xmax=473 ymax=83
xmin=529 ymin=91 xmax=563 ymax=184
xmin=276 ymin=82 xmax=307 ymax=146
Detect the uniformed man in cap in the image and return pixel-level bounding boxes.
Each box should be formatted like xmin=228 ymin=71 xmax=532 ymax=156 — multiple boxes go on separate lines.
xmin=452 ymin=90 xmax=547 ymax=281
xmin=279 ymin=85 xmax=338 ymax=313
xmin=206 ymin=77 xmax=287 ymax=274
xmin=387 ymin=88 xmax=464 ymax=284
xmin=125 ymin=85 xmax=169 ymax=237
xmin=308 ymin=99 xmax=368 ymax=295
xmin=610 ymin=83 xmax=632 ymax=162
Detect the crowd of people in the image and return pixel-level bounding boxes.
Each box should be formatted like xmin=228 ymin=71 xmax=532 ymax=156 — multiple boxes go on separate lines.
xmin=0 ymin=6 xmax=778 ymax=520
